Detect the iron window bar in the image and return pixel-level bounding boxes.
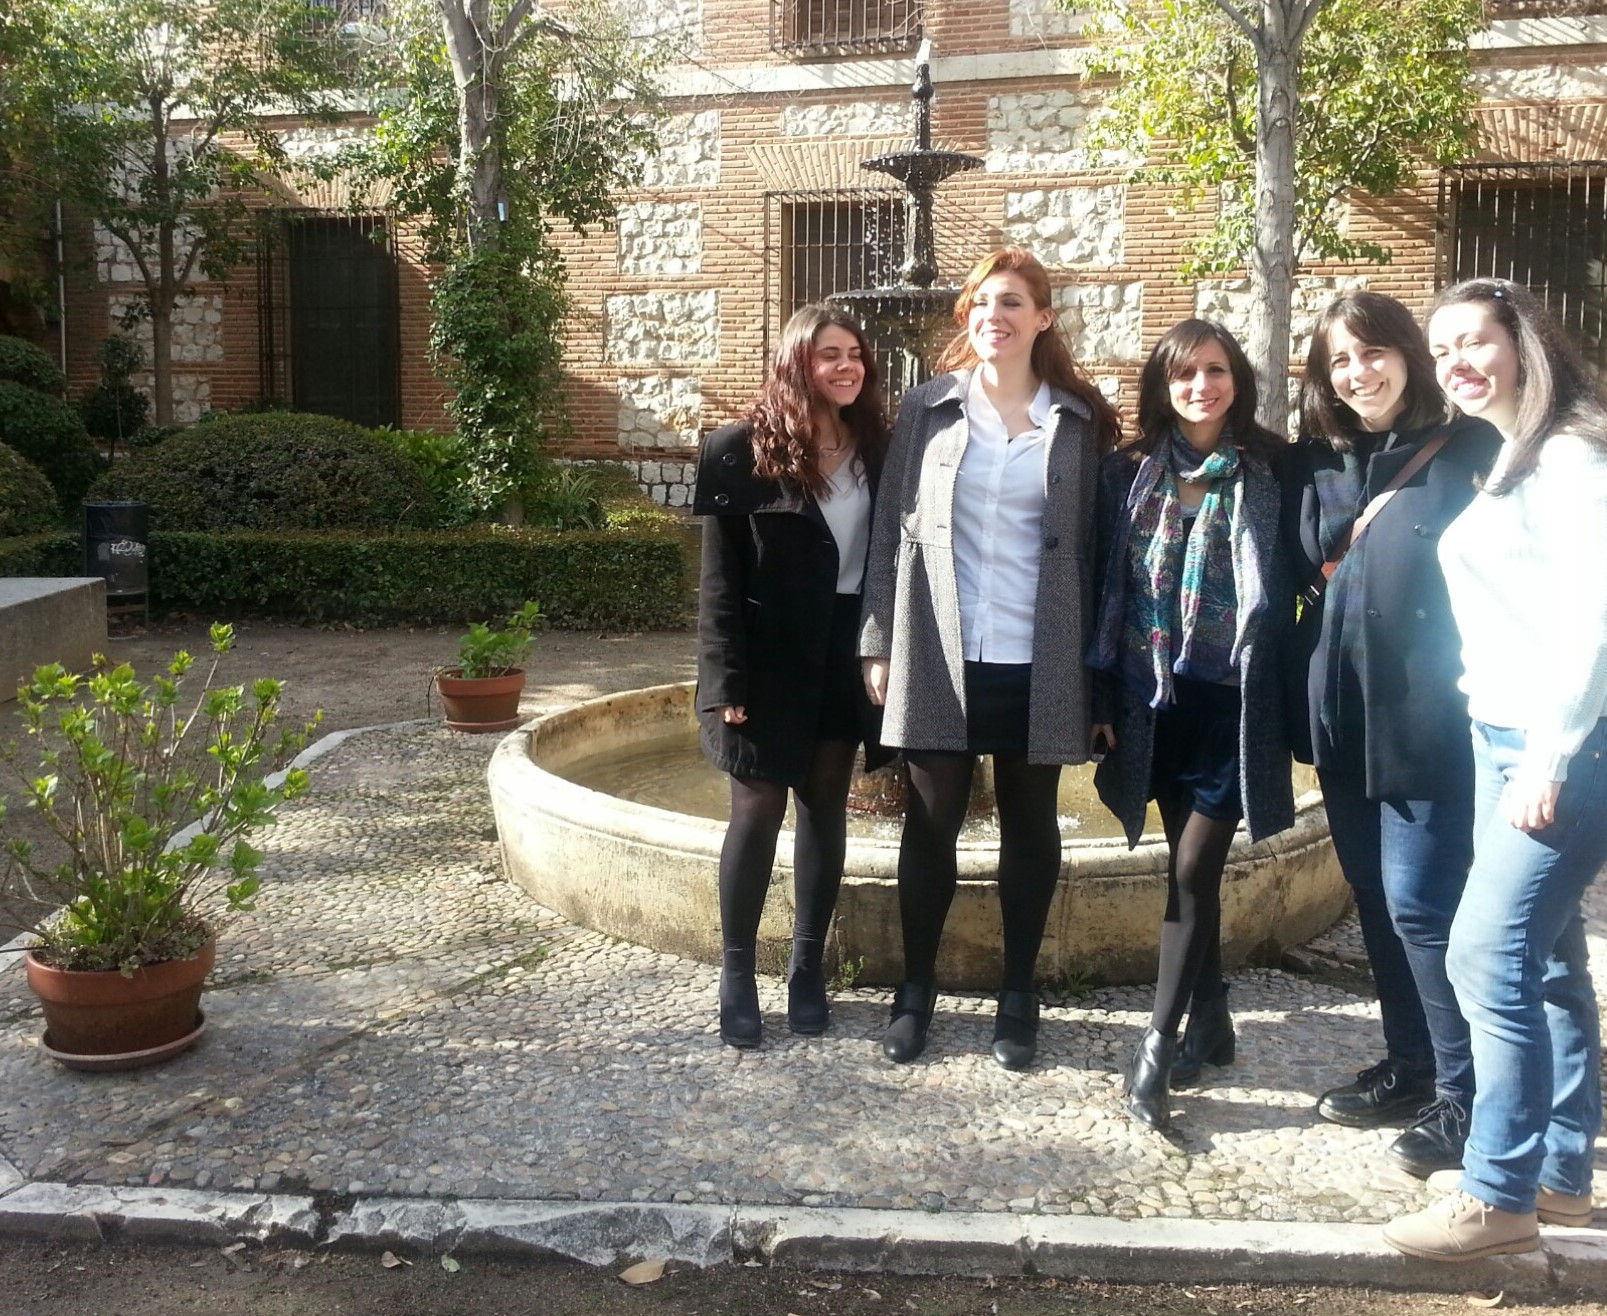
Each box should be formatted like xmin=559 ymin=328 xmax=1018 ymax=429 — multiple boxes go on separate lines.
xmin=771 ymin=0 xmax=923 ymax=57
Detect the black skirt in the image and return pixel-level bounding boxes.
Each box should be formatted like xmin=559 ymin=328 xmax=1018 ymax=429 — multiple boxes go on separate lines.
xmin=1149 ymin=676 xmax=1243 ymax=821
xmin=815 ymin=592 xmax=868 ymax=743
xmin=963 ymin=660 xmax=1032 ymax=756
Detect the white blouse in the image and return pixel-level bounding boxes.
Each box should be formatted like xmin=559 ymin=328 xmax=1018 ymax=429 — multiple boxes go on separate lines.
xmin=1438 ymin=430 xmax=1607 ymax=782
xmin=819 ymin=456 xmax=872 ymax=594
xmin=952 ymin=375 xmax=1052 ymax=664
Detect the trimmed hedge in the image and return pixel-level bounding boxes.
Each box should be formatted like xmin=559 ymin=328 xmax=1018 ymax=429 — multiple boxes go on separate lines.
xmin=0 ymin=335 xmax=67 ymax=396
xmin=0 ymin=442 xmax=62 ymax=536
xmin=91 ymin=412 xmax=436 ymax=532
xmin=0 ymin=526 xmax=688 ymax=630
xmin=0 ymin=381 xmax=102 ymax=513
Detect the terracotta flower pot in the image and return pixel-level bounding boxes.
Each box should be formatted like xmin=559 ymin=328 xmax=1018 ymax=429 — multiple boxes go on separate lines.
xmin=25 ymin=938 xmax=215 ymax=1070
xmin=435 ymin=667 xmax=527 ymax=733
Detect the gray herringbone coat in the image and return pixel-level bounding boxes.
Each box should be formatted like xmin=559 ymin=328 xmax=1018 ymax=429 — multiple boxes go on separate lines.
xmin=1090 ymin=447 xmax=1295 ymax=847
xmin=858 ymin=370 xmax=1101 ymax=764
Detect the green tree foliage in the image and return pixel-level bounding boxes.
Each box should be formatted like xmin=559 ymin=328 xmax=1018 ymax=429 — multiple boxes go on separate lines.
xmin=1088 ymin=0 xmax=1480 ymax=272
xmin=1082 ymin=0 xmax=1482 ymax=427
xmin=0 ymin=334 xmax=68 ymax=396
xmin=344 ymin=0 xmax=665 ymax=514
xmin=3 ymin=0 xmax=348 ymax=424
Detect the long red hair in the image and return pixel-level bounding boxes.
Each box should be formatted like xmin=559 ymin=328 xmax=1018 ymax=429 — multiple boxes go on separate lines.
xmin=748 ymin=305 xmax=888 ymax=496
xmin=935 ymin=247 xmax=1120 ymax=453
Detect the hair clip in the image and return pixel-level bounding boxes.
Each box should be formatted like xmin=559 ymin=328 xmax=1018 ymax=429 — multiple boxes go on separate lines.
xmin=1490 ymin=285 xmax=1506 ymax=299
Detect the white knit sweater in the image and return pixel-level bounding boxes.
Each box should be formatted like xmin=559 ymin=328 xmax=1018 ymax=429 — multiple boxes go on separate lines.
xmin=1438 ymin=430 xmax=1607 ymax=782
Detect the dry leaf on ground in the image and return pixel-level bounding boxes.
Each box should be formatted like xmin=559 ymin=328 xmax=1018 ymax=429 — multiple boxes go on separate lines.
xmin=618 ymin=1259 xmax=668 ymax=1285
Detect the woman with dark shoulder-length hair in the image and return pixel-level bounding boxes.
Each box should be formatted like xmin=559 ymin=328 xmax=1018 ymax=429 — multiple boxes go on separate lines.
xmin=859 ymin=247 xmax=1120 ymax=1069
xmin=1282 ymin=291 xmax=1500 ymax=1179
xmin=1384 ymin=279 xmax=1607 ymax=1262
xmin=693 ymin=303 xmax=890 ymax=1049
xmin=1088 ymin=318 xmax=1293 ymax=1130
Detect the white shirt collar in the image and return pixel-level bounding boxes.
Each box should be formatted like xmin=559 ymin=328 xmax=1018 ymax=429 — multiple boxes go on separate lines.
xmin=966 ymin=373 xmax=1053 ymax=433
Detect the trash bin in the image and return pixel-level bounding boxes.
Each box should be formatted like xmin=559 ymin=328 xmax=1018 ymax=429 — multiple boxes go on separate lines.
xmin=82 ymin=500 xmax=149 ymax=615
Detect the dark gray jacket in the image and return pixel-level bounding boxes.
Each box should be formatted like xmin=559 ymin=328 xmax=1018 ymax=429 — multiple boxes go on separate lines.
xmin=858 ymin=370 xmax=1101 ymax=764
xmin=1091 ymin=446 xmax=1295 ymax=846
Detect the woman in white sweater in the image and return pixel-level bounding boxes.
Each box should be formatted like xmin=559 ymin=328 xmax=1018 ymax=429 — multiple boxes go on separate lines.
xmin=1384 ymin=279 xmax=1607 ymax=1261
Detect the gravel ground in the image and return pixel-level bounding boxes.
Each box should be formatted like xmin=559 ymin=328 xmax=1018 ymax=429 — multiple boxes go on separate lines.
xmin=0 ymin=622 xmax=1601 ymax=1242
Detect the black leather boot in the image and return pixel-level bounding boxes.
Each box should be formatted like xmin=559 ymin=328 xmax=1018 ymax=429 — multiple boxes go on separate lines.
xmin=786 ymin=934 xmax=829 ymax=1036
xmin=991 ymin=990 xmax=1040 ymax=1071
xmin=1125 ymin=1028 xmax=1178 ymax=1130
xmin=719 ymin=947 xmax=762 ymax=1050
xmin=882 ymin=981 xmax=936 ymax=1063
xmin=1171 ymin=988 xmax=1235 ymax=1086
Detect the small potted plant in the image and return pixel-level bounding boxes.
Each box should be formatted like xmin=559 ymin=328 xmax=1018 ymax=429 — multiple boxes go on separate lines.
xmin=435 ymin=600 xmax=545 ymax=733
xmin=0 ymin=624 xmax=318 ymax=1070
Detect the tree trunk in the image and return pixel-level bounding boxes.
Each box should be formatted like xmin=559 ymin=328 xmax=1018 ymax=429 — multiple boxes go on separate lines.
xmin=439 ymin=0 xmax=503 ymax=252
xmin=150 ymin=301 xmax=174 ymax=426
xmin=1249 ymin=1 xmax=1302 ymax=436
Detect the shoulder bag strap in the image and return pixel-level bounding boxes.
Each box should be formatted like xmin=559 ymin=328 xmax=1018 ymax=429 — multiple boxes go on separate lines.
xmin=1303 ymin=432 xmax=1450 ymax=605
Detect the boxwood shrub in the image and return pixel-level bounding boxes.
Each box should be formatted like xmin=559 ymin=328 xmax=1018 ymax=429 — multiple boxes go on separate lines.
xmin=0 ymin=335 xmax=67 ymax=396
xmin=0 ymin=442 xmax=63 ymax=536
xmin=0 ymin=525 xmax=688 ymax=630
xmin=0 ymin=381 xmax=103 ymax=513
xmin=92 ymin=412 xmax=436 ymax=532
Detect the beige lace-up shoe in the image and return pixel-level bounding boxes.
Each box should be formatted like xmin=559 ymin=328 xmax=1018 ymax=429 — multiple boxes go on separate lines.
xmin=1426 ymin=1170 xmax=1595 ymax=1228
xmin=1383 ymin=1191 xmax=1540 ymax=1261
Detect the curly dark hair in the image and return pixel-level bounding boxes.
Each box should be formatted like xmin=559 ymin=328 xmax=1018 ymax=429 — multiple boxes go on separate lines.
xmin=747 ymin=305 xmax=888 ymax=497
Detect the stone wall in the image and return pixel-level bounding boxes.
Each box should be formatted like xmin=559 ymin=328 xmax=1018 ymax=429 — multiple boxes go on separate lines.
xmin=605 ymin=290 xmax=720 ymax=365
xmin=986 ymin=90 xmax=1124 ymax=174
xmin=1195 ymin=275 xmax=1370 ymax=364
xmin=617 ymin=374 xmax=704 ymax=451
xmin=1054 ymin=282 xmax=1144 ymax=363
xmin=1003 ymin=187 xmax=1125 ymax=267
xmin=617 ymin=202 xmax=704 ymax=277
xmin=636 ymin=110 xmax=721 ymax=188
xmin=1008 ymin=0 xmax=1089 ymax=37
xmin=782 ymin=100 xmax=911 ymax=137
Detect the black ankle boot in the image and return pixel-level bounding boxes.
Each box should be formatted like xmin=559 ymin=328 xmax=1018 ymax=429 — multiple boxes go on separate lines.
xmin=786 ymin=935 xmax=829 ymax=1036
xmin=882 ymin=981 xmax=936 ymax=1063
xmin=1125 ymin=1028 xmax=1178 ymax=1130
xmin=719 ymin=948 xmax=762 ymax=1050
xmin=991 ymin=990 xmax=1040 ymax=1071
xmin=1171 ymin=989 xmax=1235 ymax=1086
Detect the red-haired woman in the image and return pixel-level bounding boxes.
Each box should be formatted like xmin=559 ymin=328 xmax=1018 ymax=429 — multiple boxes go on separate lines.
xmin=693 ymin=304 xmax=890 ymax=1049
xmin=860 ymin=247 xmax=1120 ymax=1067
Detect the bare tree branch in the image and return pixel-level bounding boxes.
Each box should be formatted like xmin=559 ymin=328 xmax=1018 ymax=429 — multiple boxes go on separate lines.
xmin=1210 ymin=0 xmax=1262 ymax=45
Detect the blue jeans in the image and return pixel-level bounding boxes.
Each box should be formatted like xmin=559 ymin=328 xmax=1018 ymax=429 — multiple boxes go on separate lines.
xmin=1446 ymin=718 xmax=1607 ymax=1213
xmin=1321 ymin=771 xmax=1474 ymax=1102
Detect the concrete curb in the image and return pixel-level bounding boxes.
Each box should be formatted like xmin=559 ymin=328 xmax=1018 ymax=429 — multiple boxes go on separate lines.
xmin=0 ymin=1183 xmax=1602 ymax=1295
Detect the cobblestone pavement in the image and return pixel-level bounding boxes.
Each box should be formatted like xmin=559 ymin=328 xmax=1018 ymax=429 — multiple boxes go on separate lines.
xmin=0 ymin=718 xmax=1602 ymax=1231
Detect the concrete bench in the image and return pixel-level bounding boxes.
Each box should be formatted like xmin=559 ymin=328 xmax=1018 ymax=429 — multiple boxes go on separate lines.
xmin=0 ymin=578 xmax=107 ymax=703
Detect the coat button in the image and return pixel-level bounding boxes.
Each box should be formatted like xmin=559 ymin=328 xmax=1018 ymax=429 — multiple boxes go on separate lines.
xmin=721 ymin=453 xmax=737 ymax=466
xmin=1044 ymin=535 xmax=1060 ymax=550
xmin=1365 ymin=607 xmax=1381 ymax=618
xmin=1415 ymin=608 xmax=1427 ymax=619
xmin=713 ymin=493 xmax=729 ymax=506
xmin=1049 ymin=473 xmax=1063 ymax=485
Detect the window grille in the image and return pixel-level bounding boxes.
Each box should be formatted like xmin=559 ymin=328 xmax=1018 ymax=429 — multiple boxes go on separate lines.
xmin=256 ymin=211 xmax=401 ymax=427
xmin=1438 ymin=162 xmax=1607 ymax=375
xmin=765 ymin=190 xmax=914 ymax=406
xmin=771 ymin=0 xmax=922 ymax=56
xmin=1482 ymin=0 xmax=1607 ymax=17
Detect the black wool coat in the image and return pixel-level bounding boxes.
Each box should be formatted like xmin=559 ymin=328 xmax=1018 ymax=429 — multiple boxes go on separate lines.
xmin=693 ymin=421 xmax=889 ymax=786
xmin=1277 ymin=416 xmax=1502 ymax=802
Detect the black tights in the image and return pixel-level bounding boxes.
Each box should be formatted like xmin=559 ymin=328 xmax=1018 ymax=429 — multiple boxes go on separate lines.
xmin=718 ymin=740 xmax=860 ymax=952
xmin=1149 ymin=794 xmax=1239 ymax=1036
xmin=896 ymin=751 xmax=1064 ymax=992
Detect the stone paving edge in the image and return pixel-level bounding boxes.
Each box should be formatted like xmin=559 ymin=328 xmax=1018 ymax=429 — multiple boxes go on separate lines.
xmin=0 ymin=1184 xmax=1603 ymax=1296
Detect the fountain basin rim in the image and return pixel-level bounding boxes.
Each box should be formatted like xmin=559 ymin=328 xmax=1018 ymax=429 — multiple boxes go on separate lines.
xmin=499 ymin=682 xmax=1330 ymax=881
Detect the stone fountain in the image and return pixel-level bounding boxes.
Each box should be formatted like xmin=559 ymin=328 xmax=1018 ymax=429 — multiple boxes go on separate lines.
xmin=484 ymin=54 xmax=1346 ymax=989
xmin=829 ymin=41 xmax=982 ymax=387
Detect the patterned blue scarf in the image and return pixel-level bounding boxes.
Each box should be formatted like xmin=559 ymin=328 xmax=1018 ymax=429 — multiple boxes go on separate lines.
xmin=1091 ymin=428 xmax=1249 ymax=707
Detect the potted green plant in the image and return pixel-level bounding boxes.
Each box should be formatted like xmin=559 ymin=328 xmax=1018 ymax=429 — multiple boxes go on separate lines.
xmin=435 ymin=601 xmax=545 ymax=733
xmin=0 ymin=624 xmax=317 ymax=1070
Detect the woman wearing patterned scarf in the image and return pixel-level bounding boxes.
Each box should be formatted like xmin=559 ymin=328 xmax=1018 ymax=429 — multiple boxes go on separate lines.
xmin=1089 ymin=319 xmax=1294 ymax=1130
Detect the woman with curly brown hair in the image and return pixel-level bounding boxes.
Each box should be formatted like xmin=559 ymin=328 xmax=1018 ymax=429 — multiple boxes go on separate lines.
xmin=693 ymin=303 xmax=890 ymax=1049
